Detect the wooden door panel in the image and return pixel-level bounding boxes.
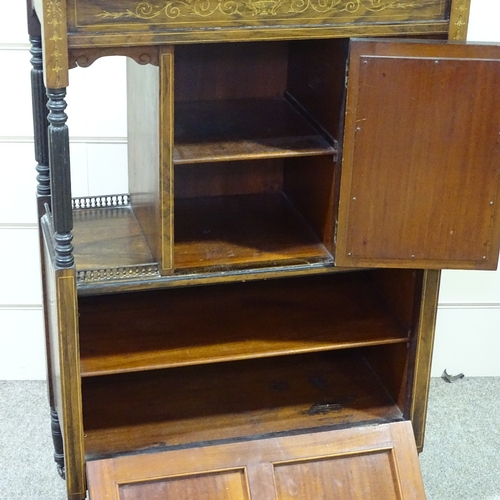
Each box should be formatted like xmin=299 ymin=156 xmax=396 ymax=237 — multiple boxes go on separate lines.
xmin=118 ymin=469 xmax=251 ymax=500
xmin=87 ymin=421 xmax=425 ymax=499
xmin=336 ymin=40 xmax=500 ymax=270
xmin=274 ymin=450 xmax=401 ymax=499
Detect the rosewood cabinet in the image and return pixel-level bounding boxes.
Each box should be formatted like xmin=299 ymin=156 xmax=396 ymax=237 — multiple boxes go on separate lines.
xmin=27 ymin=0 xmax=500 ymax=498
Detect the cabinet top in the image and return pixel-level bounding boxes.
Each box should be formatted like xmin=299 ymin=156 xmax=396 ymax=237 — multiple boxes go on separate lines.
xmin=30 ymin=0 xmax=467 ymax=88
xmin=32 ymin=0 xmax=458 ymax=48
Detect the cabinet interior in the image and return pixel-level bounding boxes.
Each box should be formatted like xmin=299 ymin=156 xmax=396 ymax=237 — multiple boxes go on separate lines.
xmin=78 ymin=269 xmax=418 ymax=459
xmin=173 ymin=40 xmax=346 ymax=162
xmin=73 ymin=39 xmax=351 ymax=279
xmin=82 ymin=350 xmax=406 ymax=459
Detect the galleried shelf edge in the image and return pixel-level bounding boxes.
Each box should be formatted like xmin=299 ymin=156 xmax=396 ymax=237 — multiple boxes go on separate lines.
xmin=28 ymin=0 xmax=500 ymax=498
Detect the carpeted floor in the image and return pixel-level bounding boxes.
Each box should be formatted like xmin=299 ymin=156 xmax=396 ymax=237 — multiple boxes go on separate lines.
xmin=419 ymin=377 xmax=500 ymax=500
xmin=1 ymin=378 xmax=499 ymax=500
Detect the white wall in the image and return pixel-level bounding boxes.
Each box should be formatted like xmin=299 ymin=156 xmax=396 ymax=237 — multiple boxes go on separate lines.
xmin=431 ymin=0 xmax=500 ymax=377
xmin=0 ymin=3 xmax=127 ymax=379
xmin=0 ymin=1 xmax=499 ymax=379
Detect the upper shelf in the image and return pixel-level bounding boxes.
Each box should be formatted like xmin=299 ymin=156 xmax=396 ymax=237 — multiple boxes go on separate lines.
xmin=174 ymin=98 xmax=336 ymax=164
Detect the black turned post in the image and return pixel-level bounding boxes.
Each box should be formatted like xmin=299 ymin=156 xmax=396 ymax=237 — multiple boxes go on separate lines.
xmin=47 ymin=88 xmax=74 ymax=268
xmin=30 ymin=35 xmax=50 ymax=197
xmin=50 ymin=408 xmax=66 ymax=479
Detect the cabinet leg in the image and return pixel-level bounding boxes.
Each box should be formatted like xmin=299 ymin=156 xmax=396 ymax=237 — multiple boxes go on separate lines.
xmin=50 ymin=407 xmax=65 ymax=479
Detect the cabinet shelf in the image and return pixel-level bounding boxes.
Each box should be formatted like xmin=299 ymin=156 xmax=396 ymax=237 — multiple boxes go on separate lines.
xmin=174 ymin=192 xmax=332 ymax=270
xmin=72 ymin=205 xmax=155 ymax=271
xmin=173 ymin=97 xmax=336 ymax=165
xmin=78 ymin=272 xmax=408 ymax=377
xmin=82 ymin=350 xmax=404 ymax=459
xmin=72 ymin=191 xmax=333 ymax=279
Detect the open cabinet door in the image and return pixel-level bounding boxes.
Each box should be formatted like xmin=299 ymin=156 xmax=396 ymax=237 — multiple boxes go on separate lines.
xmin=336 ymin=39 xmax=500 ymax=270
xmin=87 ymin=421 xmax=425 ymax=499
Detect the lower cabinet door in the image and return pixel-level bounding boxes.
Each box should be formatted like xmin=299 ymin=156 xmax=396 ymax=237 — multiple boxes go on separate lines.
xmin=86 ymin=421 xmax=426 ymax=499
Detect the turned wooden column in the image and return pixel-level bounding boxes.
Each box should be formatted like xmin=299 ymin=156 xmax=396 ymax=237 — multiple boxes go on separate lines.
xmin=46 ymin=87 xmax=74 ymax=268
xmin=30 ymin=35 xmax=50 ymax=197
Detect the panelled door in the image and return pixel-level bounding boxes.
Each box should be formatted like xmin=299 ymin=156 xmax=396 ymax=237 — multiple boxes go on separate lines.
xmin=336 ymin=39 xmax=500 ymax=270
xmin=86 ymin=421 xmax=426 ymax=499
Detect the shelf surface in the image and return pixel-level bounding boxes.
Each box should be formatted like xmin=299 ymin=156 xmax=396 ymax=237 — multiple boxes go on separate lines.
xmin=73 ymin=206 xmax=154 ymax=270
xmin=82 ymin=350 xmax=403 ymax=458
xmin=72 ymin=192 xmax=332 ymax=279
xmin=174 ymin=98 xmax=336 ymax=164
xmin=78 ymin=273 xmax=408 ymax=376
xmin=174 ymin=192 xmax=332 ymax=270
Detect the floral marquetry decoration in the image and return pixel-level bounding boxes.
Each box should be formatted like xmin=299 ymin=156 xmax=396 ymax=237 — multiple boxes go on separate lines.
xmin=89 ymin=0 xmax=439 ymax=23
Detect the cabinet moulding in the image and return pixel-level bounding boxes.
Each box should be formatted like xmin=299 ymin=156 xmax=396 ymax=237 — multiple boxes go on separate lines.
xmin=76 ymin=265 xmax=160 ymax=283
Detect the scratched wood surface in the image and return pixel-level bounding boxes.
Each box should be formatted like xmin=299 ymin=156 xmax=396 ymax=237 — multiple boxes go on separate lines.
xmin=82 ymin=349 xmax=404 ymax=457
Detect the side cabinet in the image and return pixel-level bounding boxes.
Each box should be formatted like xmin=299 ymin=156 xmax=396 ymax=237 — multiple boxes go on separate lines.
xmin=27 ymin=0 xmax=499 ymax=498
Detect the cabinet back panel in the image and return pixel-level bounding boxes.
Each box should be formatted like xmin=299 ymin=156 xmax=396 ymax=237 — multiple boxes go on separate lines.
xmin=174 ymin=42 xmax=288 ymax=102
xmin=368 ymin=269 xmax=420 ymax=331
xmin=175 ymin=160 xmax=283 ymax=198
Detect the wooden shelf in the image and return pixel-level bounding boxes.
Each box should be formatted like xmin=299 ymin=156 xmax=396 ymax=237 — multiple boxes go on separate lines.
xmin=174 ymin=98 xmax=336 ymax=164
xmin=174 ymin=192 xmax=332 ymax=270
xmin=82 ymin=350 xmax=404 ymax=458
xmin=71 ymin=193 xmax=334 ymax=286
xmin=78 ymin=272 xmax=408 ymax=377
xmin=73 ymin=206 xmax=154 ymax=271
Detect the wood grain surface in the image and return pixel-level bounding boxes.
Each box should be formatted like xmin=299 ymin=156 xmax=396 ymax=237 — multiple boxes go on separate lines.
xmin=78 ymin=272 xmax=409 ymax=375
xmin=174 ymin=193 xmax=332 ymax=269
xmin=86 ymin=421 xmax=425 ymax=500
xmin=337 ymin=40 xmax=500 ymax=269
xmin=82 ymin=350 xmax=404 ymax=457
